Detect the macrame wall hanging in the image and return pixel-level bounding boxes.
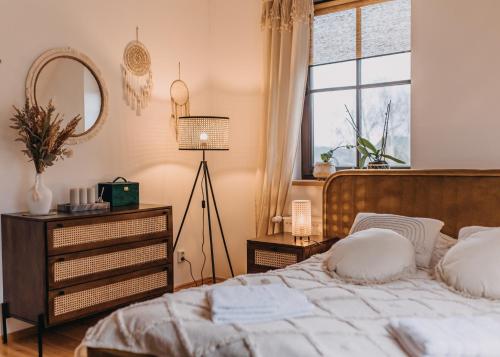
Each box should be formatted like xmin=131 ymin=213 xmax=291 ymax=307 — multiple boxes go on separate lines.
xmin=170 ymin=62 xmax=190 ymax=139
xmin=121 ymin=27 xmax=153 ymax=116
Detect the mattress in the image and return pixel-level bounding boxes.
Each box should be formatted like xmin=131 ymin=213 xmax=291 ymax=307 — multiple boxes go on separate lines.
xmin=77 ymin=252 xmax=500 ymax=357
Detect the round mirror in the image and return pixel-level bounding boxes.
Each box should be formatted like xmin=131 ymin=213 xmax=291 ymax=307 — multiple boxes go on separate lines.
xmin=26 ymin=48 xmax=108 ymax=144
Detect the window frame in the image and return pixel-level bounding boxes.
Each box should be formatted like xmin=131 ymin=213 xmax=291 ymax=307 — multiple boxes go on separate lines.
xmin=302 ymin=1 xmax=411 ymax=179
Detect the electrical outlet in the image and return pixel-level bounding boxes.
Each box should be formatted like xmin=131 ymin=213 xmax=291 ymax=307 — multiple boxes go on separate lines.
xmin=177 ymin=250 xmax=185 ymax=263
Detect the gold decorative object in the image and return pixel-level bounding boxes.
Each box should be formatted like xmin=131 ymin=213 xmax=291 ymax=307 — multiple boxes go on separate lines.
xmin=121 ymin=27 xmax=153 ymax=116
xmin=170 ymin=62 xmax=190 ymax=139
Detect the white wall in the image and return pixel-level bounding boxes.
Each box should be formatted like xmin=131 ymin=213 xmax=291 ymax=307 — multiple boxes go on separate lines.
xmin=411 ymin=0 xmax=500 ymax=169
xmin=0 ymin=0 xmax=263 ymax=333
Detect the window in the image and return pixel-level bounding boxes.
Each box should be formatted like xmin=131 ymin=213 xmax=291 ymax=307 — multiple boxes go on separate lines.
xmin=302 ymin=0 xmax=411 ymax=177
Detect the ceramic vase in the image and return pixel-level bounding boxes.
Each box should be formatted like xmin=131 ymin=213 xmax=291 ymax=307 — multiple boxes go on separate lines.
xmin=313 ymin=162 xmax=336 ymax=180
xmin=27 ymin=173 xmax=53 ymax=215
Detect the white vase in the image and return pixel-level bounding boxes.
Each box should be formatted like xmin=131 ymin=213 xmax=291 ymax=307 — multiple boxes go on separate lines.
xmin=27 ymin=173 xmax=53 ymax=215
xmin=313 ymin=162 xmax=336 ymax=180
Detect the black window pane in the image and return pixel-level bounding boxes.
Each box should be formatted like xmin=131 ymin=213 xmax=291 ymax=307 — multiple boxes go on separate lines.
xmin=312 ymin=90 xmax=357 ymax=167
xmin=360 ymin=85 xmax=411 ymax=167
xmin=310 ymin=60 xmax=356 ymax=90
xmin=361 ymin=52 xmax=411 ymax=85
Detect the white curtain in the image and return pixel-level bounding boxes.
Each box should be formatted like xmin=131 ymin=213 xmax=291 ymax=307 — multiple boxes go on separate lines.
xmin=256 ymin=0 xmax=313 ymax=237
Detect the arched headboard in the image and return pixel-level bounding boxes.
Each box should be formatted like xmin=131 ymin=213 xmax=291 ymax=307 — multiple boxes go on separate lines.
xmin=323 ymin=169 xmax=500 ymax=238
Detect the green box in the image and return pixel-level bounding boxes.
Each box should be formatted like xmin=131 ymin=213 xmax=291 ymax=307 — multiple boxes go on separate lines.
xmin=98 ymin=177 xmax=139 ymax=207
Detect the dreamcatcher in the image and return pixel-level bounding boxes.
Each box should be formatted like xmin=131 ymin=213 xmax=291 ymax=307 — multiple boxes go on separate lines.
xmin=170 ymin=62 xmax=190 ymax=139
xmin=121 ymin=27 xmax=153 ymax=116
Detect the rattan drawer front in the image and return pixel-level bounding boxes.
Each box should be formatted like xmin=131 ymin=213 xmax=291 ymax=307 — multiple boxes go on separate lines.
xmin=51 ymin=214 xmax=167 ymax=250
xmin=52 ymin=242 xmax=167 ymax=286
xmin=254 ymin=249 xmax=297 ymax=268
xmin=49 ymin=269 xmax=167 ymax=324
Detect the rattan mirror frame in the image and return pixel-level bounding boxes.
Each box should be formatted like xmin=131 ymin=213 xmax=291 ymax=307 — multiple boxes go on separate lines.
xmin=26 ymin=47 xmax=109 ymax=145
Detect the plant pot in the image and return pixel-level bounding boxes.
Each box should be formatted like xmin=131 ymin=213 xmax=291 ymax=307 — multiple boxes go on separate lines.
xmin=27 ymin=173 xmax=53 ymax=215
xmin=367 ymin=160 xmax=390 ymax=170
xmin=313 ymin=162 xmax=336 ymax=179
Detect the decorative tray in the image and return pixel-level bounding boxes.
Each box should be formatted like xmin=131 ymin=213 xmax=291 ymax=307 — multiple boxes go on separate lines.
xmin=57 ymin=202 xmax=110 ymax=213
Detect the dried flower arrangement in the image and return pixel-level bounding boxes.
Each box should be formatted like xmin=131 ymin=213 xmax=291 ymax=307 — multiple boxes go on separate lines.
xmin=10 ymin=99 xmax=81 ymax=174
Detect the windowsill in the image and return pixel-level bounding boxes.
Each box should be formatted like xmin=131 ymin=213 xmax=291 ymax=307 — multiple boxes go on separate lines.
xmin=292 ymin=179 xmax=325 ymax=187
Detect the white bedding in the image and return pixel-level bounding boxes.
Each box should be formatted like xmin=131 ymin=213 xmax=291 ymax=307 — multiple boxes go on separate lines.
xmin=77 ymin=252 xmax=500 ymax=357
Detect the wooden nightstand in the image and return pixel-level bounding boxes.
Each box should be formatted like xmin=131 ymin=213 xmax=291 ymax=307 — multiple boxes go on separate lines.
xmin=247 ymin=233 xmax=338 ymax=273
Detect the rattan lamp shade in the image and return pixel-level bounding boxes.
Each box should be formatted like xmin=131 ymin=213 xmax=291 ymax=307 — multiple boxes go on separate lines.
xmin=178 ymin=116 xmax=229 ymax=150
xmin=292 ymin=200 xmax=312 ymax=237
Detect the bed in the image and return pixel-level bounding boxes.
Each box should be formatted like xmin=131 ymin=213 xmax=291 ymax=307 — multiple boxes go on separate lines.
xmin=80 ymin=169 xmax=500 ymax=357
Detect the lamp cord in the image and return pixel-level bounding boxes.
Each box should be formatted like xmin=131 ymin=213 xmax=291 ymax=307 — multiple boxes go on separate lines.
xmin=183 ymin=257 xmax=197 ymax=286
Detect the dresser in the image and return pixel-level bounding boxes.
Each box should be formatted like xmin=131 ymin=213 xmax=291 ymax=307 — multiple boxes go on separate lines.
xmin=247 ymin=233 xmax=338 ymax=274
xmin=1 ymin=204 xmax=172 ymax=356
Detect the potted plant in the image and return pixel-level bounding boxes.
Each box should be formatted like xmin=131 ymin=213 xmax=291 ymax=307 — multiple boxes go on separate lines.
xmin=345 ymin=101 xmax=405 ymax=169
xmin=313 ymin=145 xmax=354 ymax=179
xmin=10 ymin=100 xmax=81 ymax=215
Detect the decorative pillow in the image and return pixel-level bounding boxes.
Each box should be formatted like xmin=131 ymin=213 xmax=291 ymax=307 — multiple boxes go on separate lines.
xmin=458 ymin=226 xmax=497 ymax=240
xmin=350 ymin=213 xmax=444 ymax=268
xmin=436 ymin=228 xmax=500 ymax=299
xmin=324 ymin=228 xmax=416 ymax=284
xmin=429 ymin=233 xmax=457 ymax=268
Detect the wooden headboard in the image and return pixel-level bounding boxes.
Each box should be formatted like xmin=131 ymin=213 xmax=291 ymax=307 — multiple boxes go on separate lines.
xmin=323 ymin=169 xmax=500 ymax=238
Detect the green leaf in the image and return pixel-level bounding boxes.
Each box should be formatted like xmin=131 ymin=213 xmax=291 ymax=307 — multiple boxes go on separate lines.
xmin=320 ymin=153 xmax=331 ymax=162
xmin=381 ymin=154 xmax=405 ymax=164
xmin=357 ymin=137 xmax=377 ymax=153
xmin=357 ymin=145 xmax=369 ymax=156
xmin=359 ymin=154 xmax=367 ymax=169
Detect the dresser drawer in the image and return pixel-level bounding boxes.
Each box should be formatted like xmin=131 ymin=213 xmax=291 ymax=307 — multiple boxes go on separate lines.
xmin=48 ymin=266 xmax=168 ymax=325
xmin=47 ymin=209 xmax=170 ymax=255
xmin=48 ymin=239 xmax=169 ymax=289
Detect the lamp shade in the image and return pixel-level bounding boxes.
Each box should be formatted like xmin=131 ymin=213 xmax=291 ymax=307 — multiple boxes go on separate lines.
xmin=291 ymin=200 xmax=312 ymax=237
xmin=178 ymin=116 xmax=229 ymax=150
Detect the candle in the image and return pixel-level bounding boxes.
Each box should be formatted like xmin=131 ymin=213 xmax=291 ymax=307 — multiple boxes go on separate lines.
xmin=70 ymin=188 xmax=79 ymax=206
xmin=87 ymin=187 xmax=96 ymax=204
xmin=79 ymin=188 xmax=87 ymax=205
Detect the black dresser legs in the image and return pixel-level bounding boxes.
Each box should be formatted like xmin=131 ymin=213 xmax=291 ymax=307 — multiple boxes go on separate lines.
xmin=1 ymin=302 xmax=44 ymax=357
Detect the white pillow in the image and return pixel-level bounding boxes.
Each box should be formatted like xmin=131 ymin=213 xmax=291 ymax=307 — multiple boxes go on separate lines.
xmin=436 ymin=228 xmax=500 ymax=299
xmin=429 ymin=233 xmax=457 ymax=268
xmin=458 ymin=226 xmax=497 ymax=240
xmin=350 ymin=213 xmax=444 ymax=268
xmin=324 ymin=228 xmax=416 ymax=284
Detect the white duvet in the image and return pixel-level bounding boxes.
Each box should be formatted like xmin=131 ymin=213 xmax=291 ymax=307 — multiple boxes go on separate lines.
xmin=77 ymin=252 xmax=500 ymax=357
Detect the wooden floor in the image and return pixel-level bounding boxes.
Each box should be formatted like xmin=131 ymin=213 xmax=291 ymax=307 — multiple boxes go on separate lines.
xmin=0 ymin=314 xmax=102 ymax=357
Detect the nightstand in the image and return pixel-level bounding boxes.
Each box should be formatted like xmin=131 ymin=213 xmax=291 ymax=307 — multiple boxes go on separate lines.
xmin=247 ymin=233 xmax=338 ymax=273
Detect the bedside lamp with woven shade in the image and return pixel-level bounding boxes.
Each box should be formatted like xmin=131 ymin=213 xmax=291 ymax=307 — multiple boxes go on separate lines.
xmin=292 ymin=200 xmax=312 ymax=241
xmin=174 ymin=116 xmax=234 ymax=283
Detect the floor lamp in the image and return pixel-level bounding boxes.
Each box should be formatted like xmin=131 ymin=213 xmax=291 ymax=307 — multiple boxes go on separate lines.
xmin=174 ymin=116 xmax=234 ymax=283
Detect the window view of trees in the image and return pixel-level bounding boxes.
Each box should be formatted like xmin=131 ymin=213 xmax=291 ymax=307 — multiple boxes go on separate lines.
xmin=306 ymin=0 xmax=411 ymax=171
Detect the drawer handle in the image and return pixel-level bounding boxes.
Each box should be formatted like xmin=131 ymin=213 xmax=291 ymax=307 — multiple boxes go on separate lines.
xmin=58 ymin=291 xmax=65 ymax=296
xmin=57 ymin=258 xmax=65 ymax=262
xmin=56 ymin=223 xmax=64 ymax=228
